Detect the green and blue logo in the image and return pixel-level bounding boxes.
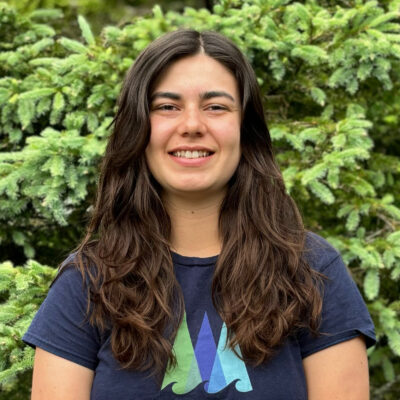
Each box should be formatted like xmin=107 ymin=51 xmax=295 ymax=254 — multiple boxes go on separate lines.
xmin=161 ymin=312 xmax=253 ymax=395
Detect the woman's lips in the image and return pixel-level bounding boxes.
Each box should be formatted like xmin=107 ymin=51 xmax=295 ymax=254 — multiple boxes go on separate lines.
xmin=168 ymin=153 xmax=214 ymax=167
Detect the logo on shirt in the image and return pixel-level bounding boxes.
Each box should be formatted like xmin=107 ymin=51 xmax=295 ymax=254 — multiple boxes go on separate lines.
xmin=161 ymin=312 xmax=253 ymax=394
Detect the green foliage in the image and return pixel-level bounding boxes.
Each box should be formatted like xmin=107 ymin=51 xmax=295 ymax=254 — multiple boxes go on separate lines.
xmin=0 ymin=0 xmax=399 ymax=398
xmin=0 ymin=260 xmax=56 ymax=396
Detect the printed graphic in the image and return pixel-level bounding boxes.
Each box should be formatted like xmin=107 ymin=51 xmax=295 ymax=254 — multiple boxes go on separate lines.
xmin=161 ymin=312 xmax=253 ymax=395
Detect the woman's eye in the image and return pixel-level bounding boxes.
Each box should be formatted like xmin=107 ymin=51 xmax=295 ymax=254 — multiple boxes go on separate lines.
xmin=153 ymin=104 xmax=178 ymax=111
xmin=206 ymin=104 xmax=227 ymax=111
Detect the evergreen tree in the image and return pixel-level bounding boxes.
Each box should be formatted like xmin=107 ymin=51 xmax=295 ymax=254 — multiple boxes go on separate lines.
xmin=0 ymin=0 xmax=399 ymax=397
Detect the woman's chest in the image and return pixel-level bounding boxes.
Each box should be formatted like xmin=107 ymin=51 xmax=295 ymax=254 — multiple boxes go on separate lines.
xmin=91 ymin=320 xmax=308 ymax=400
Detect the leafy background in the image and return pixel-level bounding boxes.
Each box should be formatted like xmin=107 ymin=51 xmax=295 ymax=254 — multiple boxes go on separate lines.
xmin=0 ymin=0 xmax=399 ymax=398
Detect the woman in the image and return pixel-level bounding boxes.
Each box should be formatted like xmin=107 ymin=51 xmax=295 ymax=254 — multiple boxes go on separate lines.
xmin=24 ymin=29 xmax=376 ymax=399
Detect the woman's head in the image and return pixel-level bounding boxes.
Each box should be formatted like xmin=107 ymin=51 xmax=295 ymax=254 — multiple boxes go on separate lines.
xmin=110 ymin=29 xmax=274 ymax=200
xmin=146 ymin=53 xmax=241 ymax=200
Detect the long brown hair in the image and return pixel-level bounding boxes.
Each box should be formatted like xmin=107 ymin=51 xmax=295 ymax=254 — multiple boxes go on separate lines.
xmin=61 ymin=29 xmax=325 ymax=377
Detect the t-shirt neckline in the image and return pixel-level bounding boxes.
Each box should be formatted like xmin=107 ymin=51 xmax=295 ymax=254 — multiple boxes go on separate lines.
xmin=171 ymin=251 xmax=218 ymax=267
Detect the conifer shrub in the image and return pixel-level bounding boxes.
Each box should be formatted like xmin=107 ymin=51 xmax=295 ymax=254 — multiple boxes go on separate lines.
xmin=0 ymin=0 xmax=399 ymax=398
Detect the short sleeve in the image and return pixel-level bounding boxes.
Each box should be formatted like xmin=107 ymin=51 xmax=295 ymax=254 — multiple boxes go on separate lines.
xmin=298 ymin=251 xmax=376 ymax=359
xmin=22 ymin=264 xmax=101 ymax=370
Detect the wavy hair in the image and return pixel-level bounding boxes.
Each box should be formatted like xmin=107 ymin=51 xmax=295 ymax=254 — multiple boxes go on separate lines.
xmin=62 ymin=29 xmax=326 ymax=377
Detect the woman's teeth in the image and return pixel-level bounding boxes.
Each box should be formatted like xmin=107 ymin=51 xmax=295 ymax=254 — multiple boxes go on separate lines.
xmin=172 ymin=150 xmax=211 ymax=158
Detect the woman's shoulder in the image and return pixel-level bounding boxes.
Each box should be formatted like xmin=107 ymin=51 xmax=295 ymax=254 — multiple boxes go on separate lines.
xmin=53 ymin=251 xmax=98 ymax=288
xmin=304 ymin=231 xmax=342 ymax=272
xmin=23 ymin=251 xmax=103 ymax=370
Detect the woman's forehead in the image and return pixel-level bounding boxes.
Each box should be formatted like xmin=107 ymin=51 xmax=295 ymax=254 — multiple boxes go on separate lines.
xmin=150 ymin=54 xmax=239 ymax=100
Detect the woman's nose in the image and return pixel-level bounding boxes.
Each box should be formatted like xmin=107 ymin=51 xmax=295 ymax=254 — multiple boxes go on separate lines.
xmin=178 ymin=107 xmax=206 ymax=136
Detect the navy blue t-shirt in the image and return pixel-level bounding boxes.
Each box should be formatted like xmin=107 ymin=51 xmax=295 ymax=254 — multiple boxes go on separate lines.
xmin=23 ymin=233 xmax=376 ymax=399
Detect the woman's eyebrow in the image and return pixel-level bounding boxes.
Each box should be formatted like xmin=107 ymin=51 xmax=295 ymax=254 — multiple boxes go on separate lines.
xmin=201 ymin=91 xmax=235 ymax=103
xmin=150 ymin=91 xmax=236 ymax=102
xmin=150 ymin=92 xmax=181 ymax=101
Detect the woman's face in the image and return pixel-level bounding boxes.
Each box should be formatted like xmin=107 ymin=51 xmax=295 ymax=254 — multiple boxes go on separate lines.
xmin=145 ymin=53 xmax=241 ymax=200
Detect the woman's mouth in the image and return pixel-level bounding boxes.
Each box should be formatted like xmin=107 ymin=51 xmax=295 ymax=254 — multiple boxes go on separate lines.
xmin=170 ymin=150 xmax=213 ymax=159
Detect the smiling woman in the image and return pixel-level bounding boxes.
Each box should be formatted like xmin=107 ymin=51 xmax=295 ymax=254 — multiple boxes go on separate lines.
xmin=23 ymin=30 xmax=376 ymax=400
xmin=146 ymin=53 xmax=241 ymax=203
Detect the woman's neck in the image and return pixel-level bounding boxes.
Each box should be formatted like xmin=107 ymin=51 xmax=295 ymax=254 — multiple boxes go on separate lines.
xmin=163 ymin=191 xmax=223 ymax=258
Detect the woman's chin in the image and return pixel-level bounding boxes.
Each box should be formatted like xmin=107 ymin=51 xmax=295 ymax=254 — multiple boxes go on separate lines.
xmin=163 ymin=184 xmax=228 ymax=200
